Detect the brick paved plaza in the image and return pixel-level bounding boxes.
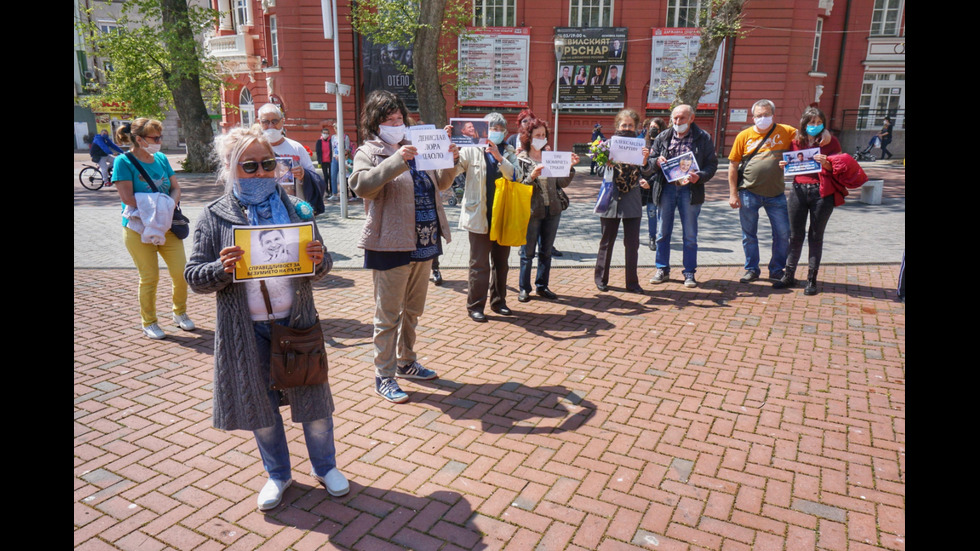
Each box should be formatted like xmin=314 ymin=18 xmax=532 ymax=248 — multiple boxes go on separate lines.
xmin=75 ymin=262 xmax=905 ymax=550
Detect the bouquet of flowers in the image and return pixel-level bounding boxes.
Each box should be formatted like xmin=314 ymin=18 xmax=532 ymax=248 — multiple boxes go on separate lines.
xmin=588 ymin=138 xmax=610 ymax=166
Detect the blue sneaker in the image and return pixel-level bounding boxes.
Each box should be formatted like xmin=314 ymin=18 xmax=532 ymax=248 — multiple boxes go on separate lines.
xmin=375 ymin=377 xmax=409 ymax=403
xmin=396 ymin=361 xmax=438 ymax=380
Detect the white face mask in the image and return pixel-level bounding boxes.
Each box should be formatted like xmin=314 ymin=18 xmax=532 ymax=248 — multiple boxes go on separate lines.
xmin=263 ymin=128 xmax=283 ymax=143
xmin=531 ymin=137 xmax=548 ymax=151
xmin=378 ymin=124 xmax=406 ymax=144
xmin=672 ymin=123 xmax=689 ymax=134
xmin=144 ymin=143 xmax=161 ymax=155
xmin=753 ymin=116 xmax=773 ymax=131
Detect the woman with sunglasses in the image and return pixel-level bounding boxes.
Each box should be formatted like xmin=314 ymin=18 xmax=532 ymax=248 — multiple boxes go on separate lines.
xmin=113 ymin=118 xmax=194 ymax=340
xmin=184 ymin=125 xmax=348 ymax=512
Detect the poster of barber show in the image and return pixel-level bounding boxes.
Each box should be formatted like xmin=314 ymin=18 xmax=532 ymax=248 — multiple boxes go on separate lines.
xmin=555 ymin=27 xmax=628 ymax=109
xmin=232 ymin=222 xmax=316 ymax=282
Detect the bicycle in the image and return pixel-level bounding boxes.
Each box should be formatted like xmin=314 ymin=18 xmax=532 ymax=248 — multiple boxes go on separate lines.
xmin=79 ymin=160 xmax=114 ymax=191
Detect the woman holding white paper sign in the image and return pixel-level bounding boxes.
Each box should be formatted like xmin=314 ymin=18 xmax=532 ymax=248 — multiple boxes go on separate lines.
xmin=594 ymin=108 xmax=655 ymax=294
xmin=349 ymin=90 xmax=459 ymax=404
xmin=515 ymin=119 xmax=578 ymax=302
xmin=774 ymin=107 xmax=841 ymax=295
xmin=452 ymin=112 xmax=519 ymax=321
xmin=184 ymin=125 xmax=348 ymax=511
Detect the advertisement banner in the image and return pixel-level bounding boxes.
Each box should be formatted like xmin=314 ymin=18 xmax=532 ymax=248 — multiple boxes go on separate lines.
xmin=646 ymin=28 xmax=724 ymax=110
xmin=556 ymin=27 xmax=628 ymax=110
xmin=361 ymin=37 xmax=418 ymax=111
xmin=458 ymin=27 xmax=531 ymax=107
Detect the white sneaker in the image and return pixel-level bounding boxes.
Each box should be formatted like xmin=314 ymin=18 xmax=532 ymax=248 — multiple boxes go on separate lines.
xmin=312 ymin=468 xmax=349 ymax=497
xmin=142 ymin=323 xmax=166 ymax=340
xmin=173 ymin=313 xmax=196 ymax=331
xmin=257 ymin=478 xmax=293 ymax=511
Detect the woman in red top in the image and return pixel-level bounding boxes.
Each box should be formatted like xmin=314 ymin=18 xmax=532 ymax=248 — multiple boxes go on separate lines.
xmin=774 ymin=107 xmax=841 ymax=295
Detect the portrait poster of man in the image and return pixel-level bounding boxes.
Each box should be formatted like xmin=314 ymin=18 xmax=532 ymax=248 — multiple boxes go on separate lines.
xmin=275 ymin=156 xmax=294 ymax=188
xmin=450 ymin=118 xmax=489 ymax=147
xmin=782 ymin=147 xmax=821 ymax=175
xmin=661 ymin=151 xmax=701 ymax=182
xmin=232 ymin=222 xmax=316 ymax=282
xmin=361 ymin=37 xmax=418 ymax=111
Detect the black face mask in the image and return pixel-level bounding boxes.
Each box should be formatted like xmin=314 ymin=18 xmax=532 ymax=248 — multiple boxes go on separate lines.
xmin=614 ymin=129 xmax=637 ymax=138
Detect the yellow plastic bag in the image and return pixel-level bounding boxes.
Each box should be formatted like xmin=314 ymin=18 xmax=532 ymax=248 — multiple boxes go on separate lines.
xmin=489 ymin=176 xmax=532 ymax=247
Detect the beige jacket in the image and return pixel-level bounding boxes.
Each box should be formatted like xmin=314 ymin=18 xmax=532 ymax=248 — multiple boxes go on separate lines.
xmin=455 ymin=145 xmax=517 ymax=234
xmin=349 ymin=136 xmax=456 ymax=251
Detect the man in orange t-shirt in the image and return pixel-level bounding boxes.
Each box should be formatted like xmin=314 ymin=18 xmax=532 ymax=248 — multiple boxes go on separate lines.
xmin=727 ymin=99 xmax=797 ymax=284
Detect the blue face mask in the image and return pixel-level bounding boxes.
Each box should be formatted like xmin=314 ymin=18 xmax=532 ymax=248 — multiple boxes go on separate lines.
xmin=489 ymin=130 xmax=506 ymax=144
xmin=806 ymin=124 xmax=824 ymax=137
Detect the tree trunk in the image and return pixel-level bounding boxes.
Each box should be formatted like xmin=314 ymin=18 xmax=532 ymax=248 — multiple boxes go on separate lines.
xmin=414 ymin=0 xmax=448 ymax=127
xmin=676 ymin=0 xmax=745 ymax=109
xmin=160 ymin=0 xmax=216 ymax=172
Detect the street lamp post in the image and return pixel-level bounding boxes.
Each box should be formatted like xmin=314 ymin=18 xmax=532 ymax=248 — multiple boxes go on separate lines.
xmin=552 ymin=36 xmax=565 ymax=150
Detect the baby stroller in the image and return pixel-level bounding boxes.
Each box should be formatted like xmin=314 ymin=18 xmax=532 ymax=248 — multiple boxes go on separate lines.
xmin=443 ymin=172 xmax=465 ymax=206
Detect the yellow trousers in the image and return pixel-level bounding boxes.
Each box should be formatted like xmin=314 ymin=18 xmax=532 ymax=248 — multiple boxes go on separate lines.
xmin=123 ymin=227 xmax=188 ymax=326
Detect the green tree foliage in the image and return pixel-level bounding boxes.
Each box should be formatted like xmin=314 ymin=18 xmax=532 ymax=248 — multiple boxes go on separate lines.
xmin=351 ymin=0 xmax=471 ymax=127
xmin=675 ymin=0 xmax=746 ymax=109
xmin=77 ymin=0 xmax=221 ymax=171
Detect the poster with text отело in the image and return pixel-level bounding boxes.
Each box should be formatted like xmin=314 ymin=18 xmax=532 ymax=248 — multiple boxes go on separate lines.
xmin=361 ymin=37 xmax=418 ymax=111
xmin=647 ymin=28 xmax=724 ymax=110
xmin=556 ymin=27 xmax=628 ymax=110
xmin=458 ymin=27 xmax=530 ymax=107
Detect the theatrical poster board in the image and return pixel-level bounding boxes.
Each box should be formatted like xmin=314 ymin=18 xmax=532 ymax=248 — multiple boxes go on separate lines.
xmin=458 ymin=27 xmax=530 ymax=107
xmin=646 ymin=28 xmax=724 ymax=110
xmin=556 ymin=27 xmax=628 ymax=110
xmin=361 ymin=37 xmax=418 ymax=111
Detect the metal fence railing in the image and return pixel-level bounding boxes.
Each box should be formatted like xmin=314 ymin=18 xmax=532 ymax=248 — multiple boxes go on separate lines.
xmin=840 ymin=108 xmax=905 ymax=132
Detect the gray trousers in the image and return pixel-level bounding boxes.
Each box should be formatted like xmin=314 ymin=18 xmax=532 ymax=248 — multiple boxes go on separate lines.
xmin=467 ymin=231 xmax=510 ymax=312
xmin=371 ymin=260 xmax=432 ymax=378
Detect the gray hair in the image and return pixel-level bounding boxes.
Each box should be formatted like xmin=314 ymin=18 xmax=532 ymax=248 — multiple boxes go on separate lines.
xmin=484 ymin=112 xmax=507 ymax=129
xmin=258 ymin=103 xmax=283 ymax=119
xmin=752 ymin=99 xmax=776 ymax=115
xmin=214 ymin=124 xmax=274 ymax=194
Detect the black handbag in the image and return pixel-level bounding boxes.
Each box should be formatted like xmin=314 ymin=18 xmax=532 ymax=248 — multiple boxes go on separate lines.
xmin=125 ymin=152 xmax=189 ymax=239
xmin=260 ymin=281 xmax=329 ymax=390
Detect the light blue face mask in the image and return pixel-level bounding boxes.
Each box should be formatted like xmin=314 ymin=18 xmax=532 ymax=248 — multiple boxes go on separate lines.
xmin=489 ymin=130 xmax=506 ymax=144
xmin=806 ymin=124 xmax=825 ymax=136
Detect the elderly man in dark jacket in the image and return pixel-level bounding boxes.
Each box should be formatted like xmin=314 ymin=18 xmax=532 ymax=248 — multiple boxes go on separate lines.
xmin=647 ymin=104 xmax=718 ymax=288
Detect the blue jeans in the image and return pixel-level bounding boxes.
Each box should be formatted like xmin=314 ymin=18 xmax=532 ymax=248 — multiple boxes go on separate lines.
xmin=252 ymin=321 xmax=337 ymax=481
xmin=738 ymin=189 xmax=790 ymax=277
xmin=330 ymin=158 xmax=340 ymax=197
xmin=646 ymin=201 xmax=658 ymax=243
xmin=655 ymin=184 xmax=701 ymax=276
xmin=520 ymin=207 xmax=561 ymax=292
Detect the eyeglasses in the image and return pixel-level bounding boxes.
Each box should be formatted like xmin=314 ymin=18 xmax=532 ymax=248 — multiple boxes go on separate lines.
xmin=259 ymin=118 xmax=282 ymax=127
xmin=141 ymin=135 xmax=163 ymax=143
xmin=238 ymin=158 xmax=278 ymax=173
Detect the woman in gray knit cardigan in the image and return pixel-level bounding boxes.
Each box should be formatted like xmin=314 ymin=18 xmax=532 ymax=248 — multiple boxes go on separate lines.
xmin=184 ymin=125 xmax=348 ymax=512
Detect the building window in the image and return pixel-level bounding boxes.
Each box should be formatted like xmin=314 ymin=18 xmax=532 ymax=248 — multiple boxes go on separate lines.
xmin=870 ymin=0 xmax=902 ymax=36
xmin=473 ymin=0 xmax=516 ymax=27
xmin=270 ymin=15 xmax=280 ymax=66
xmin=240 ymin=88 xmax=255 ymax=127
xmin=98 ymin=20 xmax=119 ymax=34
xmin=569 ymin=0 xmax=613 ymax=27
xmin=810 ymin=18 xmax=823 ymax=72
xmin=666 ymin=0 xmax=702 ymax=27
xmin=857 ymin=72 xmax=904 ymax=129
xmin=233 ymin=0 xmax=251 ymax=31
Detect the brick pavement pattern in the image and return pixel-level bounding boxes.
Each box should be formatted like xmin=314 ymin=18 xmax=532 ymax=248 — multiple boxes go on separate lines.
xmin=75 ymin=265 xmax=905 ymax=550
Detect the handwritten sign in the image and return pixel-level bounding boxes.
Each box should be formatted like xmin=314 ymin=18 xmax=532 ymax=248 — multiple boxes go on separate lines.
xmin=541 ymin=151 xmax=572 ymax=178
xmin=609 ymin=136 xmax=645 ymax=165
xmin=412 ymin=129 xmax=454 ymax=171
